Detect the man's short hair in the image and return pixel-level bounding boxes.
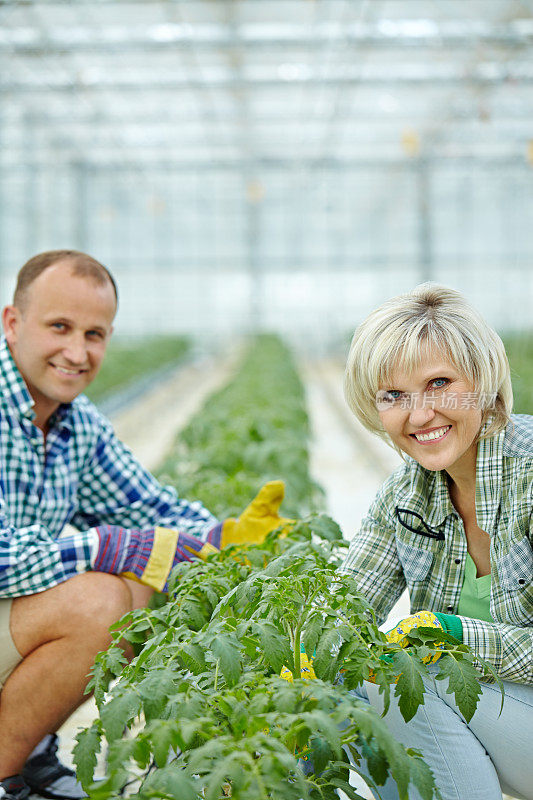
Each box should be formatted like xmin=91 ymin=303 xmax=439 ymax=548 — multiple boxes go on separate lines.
xmin=14 ymin=250 xmax=118 ymax=311
xmin=344 ymin=283 xmax=512 ymax=446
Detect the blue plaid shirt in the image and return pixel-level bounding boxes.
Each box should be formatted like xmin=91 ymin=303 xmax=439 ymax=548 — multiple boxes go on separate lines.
xmin=0 ymin=337 xmax=218 ymax=597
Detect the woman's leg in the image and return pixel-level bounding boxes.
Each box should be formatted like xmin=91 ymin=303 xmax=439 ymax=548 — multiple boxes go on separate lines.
xmin=348 ymin=667 xmax=533 ymax=800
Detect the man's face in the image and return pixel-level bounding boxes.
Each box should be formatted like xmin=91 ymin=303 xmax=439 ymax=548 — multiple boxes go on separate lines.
xmin=3 ymin=260 xmax=116 ymax=426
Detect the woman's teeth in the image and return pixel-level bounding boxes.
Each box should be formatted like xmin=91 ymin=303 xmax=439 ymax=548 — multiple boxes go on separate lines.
xmin=414 ymin=426 xmax=451 ymax=442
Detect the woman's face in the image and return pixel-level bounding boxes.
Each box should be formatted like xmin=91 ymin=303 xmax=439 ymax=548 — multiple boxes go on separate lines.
xmin=377 ymin=348 xmax=483 ymax=485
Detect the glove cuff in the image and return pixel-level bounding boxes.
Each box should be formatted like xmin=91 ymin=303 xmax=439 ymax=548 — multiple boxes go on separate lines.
xmin=206 ymin=521 xmax=224 ymax=549
xmin=434 ymin=612 xmax=463 ymax=642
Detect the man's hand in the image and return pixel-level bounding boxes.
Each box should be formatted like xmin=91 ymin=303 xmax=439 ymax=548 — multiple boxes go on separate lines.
xmin=219 ymin=480 xmax=293 ymax=547
xmin=93 ymin=525 xmax=219 ymax=593
xmin=92 ymin=481 xmax=293 ymax=592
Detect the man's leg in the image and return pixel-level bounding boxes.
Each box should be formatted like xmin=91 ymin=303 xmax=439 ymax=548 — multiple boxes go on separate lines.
xmin=0 ymin=572 xmax=132 ymax=780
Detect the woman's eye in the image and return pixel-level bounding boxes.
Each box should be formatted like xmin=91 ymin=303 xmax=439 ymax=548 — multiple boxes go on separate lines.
xmin=430 ymin=378 xmax=449 ymax=390
xmin=376 ymin=389 xmax=407 ymax=411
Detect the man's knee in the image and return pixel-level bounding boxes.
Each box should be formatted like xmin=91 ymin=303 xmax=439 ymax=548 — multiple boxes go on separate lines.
xmin=63 ymin=572 xmax=133 ymax=633
xmin=11 ymin=572 xmax=132 ymax=657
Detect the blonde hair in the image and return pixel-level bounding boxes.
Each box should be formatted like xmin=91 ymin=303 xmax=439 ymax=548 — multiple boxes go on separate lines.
xmin=344 ymin=283 xmax=512 ymax=448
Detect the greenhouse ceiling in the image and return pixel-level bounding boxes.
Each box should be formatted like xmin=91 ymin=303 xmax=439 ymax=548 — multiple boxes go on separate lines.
xmin=1 ymin=0 xmax=532 ymax=168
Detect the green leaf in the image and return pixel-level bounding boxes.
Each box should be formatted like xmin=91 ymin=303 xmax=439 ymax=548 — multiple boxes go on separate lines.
xmin=302 ymin=711 xmax=341 ymax=758
xmin=313 ymin=628 xmax=341 ymax=680
xmin=393 ymin=650 xmax=428 ymax=723
xmin=73 ymin=723 xmax=101 ymax=789
xmin=302 ymin=612 xmax=324 ymax=659
xmin=100 ymin=690 xmax=141 ymax=741
xmin=211 ymin=634 xmax=241 ymax=687
xmin=309 ymin=514 xmax=343 ymax=542
xmin=435 ymin=654 xmax=483 ymax=723
xmin=255 ymin=622 xmax=292 ymax=673
xmin=141 ymin=764 xmax=197 ymax=800
xmin=137 ymin=668 xmax=178 ymax=719
xmin=406 ymin=748 xmax=440 ymax=800
xmin=178 ymin=642 xmax=207 ymax=674
xmin=146 ymin=721 xmax=180 ymax=768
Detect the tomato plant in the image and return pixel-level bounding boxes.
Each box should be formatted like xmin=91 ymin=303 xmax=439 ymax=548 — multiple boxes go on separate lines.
xmin=75 ymin=337 xmax=497 ymax=800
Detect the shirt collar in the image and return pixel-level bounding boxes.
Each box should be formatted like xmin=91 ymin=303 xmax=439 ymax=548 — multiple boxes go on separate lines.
xmin=0 ymin=336 xmax=36 ymax=421
xmin=398 ymin=420 xmax=505 ymax=536
xmin=0 ymin=335 xmax=74 ymax=430
xmin=400 ymin=462 xmax=456 ymax=530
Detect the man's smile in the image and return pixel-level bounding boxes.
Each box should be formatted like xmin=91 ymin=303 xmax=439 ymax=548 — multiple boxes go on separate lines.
xmin=50 ymin=363 xmax=88 ymax=376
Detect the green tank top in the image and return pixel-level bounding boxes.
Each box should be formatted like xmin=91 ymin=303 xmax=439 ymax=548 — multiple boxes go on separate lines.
xmin=457 ymin=553 xmax=493 ymax=623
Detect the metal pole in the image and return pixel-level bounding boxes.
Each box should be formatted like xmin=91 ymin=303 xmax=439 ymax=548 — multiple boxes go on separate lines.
xmin=72 ymin=160 xmax=89 ymax=251
xmin=417 ymin=157 xmax=433 ymax=283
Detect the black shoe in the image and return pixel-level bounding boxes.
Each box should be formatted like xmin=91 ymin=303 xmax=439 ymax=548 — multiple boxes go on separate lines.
xmin=22 ymin=735 xmax=86 ymax=800
xmin=0 ymin=775 xmax=31 ymax=800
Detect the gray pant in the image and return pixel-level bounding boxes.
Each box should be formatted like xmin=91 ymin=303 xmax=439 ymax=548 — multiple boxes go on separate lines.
xmin=0 ymin=598 xmax=23 ymax=690
xmin=349 ymin=666 xmax=533 ymax=800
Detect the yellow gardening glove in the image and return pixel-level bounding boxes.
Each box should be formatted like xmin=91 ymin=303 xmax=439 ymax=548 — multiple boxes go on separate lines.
xmin=366 ymin=610 xmax=449 ymax=683
xmin=220 ymin=480 xmax=294 ymax=547
xmin=280 ymin=644 xmax=317 ymax=682
xmin=385 ymin=610 xmax=446 ymax=664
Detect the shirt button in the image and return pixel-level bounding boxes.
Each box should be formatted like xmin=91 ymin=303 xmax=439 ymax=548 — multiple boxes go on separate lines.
xmin=447 ymin=605 xmax=454 ymax=612
xmin=454 ymin=558 xmax=461 ymax=564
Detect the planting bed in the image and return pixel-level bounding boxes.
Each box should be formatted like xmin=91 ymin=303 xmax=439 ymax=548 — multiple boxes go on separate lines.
xmin=72 ymin=336 xmax=494 ymax=800
xmin=85 ymin=335 xmax=190 ymax=405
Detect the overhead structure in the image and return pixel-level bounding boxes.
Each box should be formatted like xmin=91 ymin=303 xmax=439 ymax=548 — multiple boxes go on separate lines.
xmin=0 ymin=0 xmax=532 ymax=341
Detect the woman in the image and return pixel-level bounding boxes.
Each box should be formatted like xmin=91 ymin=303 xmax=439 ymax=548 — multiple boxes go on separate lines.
xmin=340 ymin=283 xmax=532 ymax=800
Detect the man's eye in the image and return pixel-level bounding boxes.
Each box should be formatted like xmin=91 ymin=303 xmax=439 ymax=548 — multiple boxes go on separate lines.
xmin=52 ymin=323 xmax=66 ymax=331
xmin=430 ymin=378 xmax=449 ymax=390
xmin=87 ymin=331 xmax=104 ymax=340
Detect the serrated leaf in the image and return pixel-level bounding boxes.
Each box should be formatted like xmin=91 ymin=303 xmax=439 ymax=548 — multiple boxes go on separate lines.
xmin=405 ymin=748 xmax=439 ymax=800
xmin=137 ymin=668 xmax=177 ymax=719
xmin=211 ymin=634 xmax=241 ymax=687
xmin=309 ymin=514 xmax=343 ymax=542
xmin=142 ymin=764 xmax=197 ymax=800
xmin=302 ymin=710 xmax=341 ymax=758
xmin=178 ymin=642 xmax=207 ymax=674
xmin=100 ymin=690 xmax=141 ymax=741
xmin=393 ymin=650 xmax=427 ymax=723
xmin=303 ymin=612 xmax=324 ymax=659
xmin=73 ymin=723 xmax=101 ymax=789
xmin=435 ymin=654 xmax=483 ymax=723
xmin=255 ymin=621 xmax=292 ymax=673
xmin=313 ymin=628 xmax=341 ymax=679
xmin=148 ymin=721 xmax=179 ymax=768
xmin=360 ymin=737 xmax=389 ymax=786
xmin=328 ymin=777 xmax=368 ymax=800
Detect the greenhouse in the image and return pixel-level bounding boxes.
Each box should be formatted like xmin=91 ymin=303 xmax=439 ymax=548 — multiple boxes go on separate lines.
xmin=0 ymin=2 xmax=532 ymax=800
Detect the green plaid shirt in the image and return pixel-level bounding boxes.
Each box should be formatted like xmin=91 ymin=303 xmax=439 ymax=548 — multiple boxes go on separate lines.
xmin=340 ymin=416 xmax=533 ymax=684
xmin=0 ymin=337 xmax=217 ymax=597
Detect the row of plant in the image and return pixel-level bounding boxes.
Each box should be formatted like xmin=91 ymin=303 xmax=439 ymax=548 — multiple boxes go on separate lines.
xmin=74 ymin=336 xmax=497 ymax=800
xmin=502 ymin=332 xmax=533 ymax=414
xmin=86 ymin=335 xmax=190 ymax=404
xmin=156 ymin=334 xmax=324 ymax=519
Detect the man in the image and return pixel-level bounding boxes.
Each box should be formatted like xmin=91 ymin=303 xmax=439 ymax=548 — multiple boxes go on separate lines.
xmin=0 ymin=251 xmax=288 ymax=800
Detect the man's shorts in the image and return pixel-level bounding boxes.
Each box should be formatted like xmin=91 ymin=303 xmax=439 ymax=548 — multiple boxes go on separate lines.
xmin=0 ymin=598 xmax=23 ymax=690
